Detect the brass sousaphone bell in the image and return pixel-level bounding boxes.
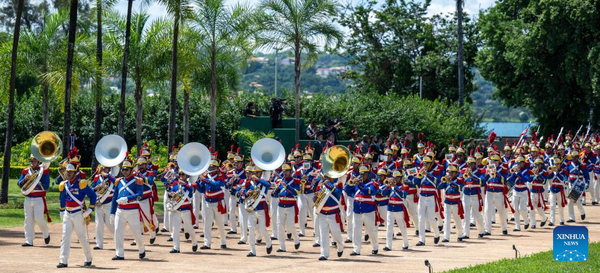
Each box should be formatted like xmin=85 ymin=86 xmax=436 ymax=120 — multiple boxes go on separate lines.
xmin=21 ymin=131 xmax=62 ymax=195
xmin=315 ymin=145 xmax=352 ymax=212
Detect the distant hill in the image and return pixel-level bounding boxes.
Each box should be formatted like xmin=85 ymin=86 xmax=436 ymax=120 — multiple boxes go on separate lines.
xmin=242 ymin=52 xmax=533 ymax=122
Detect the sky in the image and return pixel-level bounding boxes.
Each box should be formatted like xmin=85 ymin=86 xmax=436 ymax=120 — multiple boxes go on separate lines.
xmin=114 ymin=0 xmax=497 ymax=22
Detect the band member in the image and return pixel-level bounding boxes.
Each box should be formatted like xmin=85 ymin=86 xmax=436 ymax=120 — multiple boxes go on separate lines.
xmin=295 ymin=153 xmax=316 ymax=236
xmin=314 ymin=175 xmax=344 ymax=260
xmin=227 ymin=154 xmax=246 ymax=234
xmin=343 ymin=156 xmax=362 ymax=243
xmin=92 ymin=165 xmax=116 ymax=249
xmin=414 ymin=155 xmax=441 ymax=246
xmin=529 ymin=158 xmax=549 ymax=228
xmin=274 ymin=163 xmax=301 ymax=252
xmin=132 ymin=157 xmax=157 ymax=245
xmin=197 ymin=160 xmax=228 ymax=249
xmin=461 ymin=161 xmax=485 ymax=239
xmin=439 ymin=164 xmax=465 ymax=242
xmin=57 ymin=164 xmax=96 ymax=268
xmin=110 ymin=159 xmax=146 ymax=260
xmin=236 ymin=165 xmax=254 ymax=244
xmin=547 ymin=157 xmax=567 ymax=226
xmin=483 ymin=154 xmax=509 ymax=235
xmin=18 ymin=155 xmax=51 ymax=246
xmin=383 ymin=171 xmax=410 ymax=251
xmin=160 ymin=162 xmax=178 ymax=235
xmin=593 ymin=144 xmax=600 ymax=205
xmin=402 ymin=158 xmax=420 ymax=234
xmin=375 ymin=168 xmax=389 ymax=227
xmin=348 ymin=165 xmax=379 ymax=256
xmin=168 ymin=171 xmax=198 ymax=253
xmin=243 ymin=166 xmax=273 ymax=257
xmin=508 ymin=156 xmax=533 ymax=231
xmin=566 ymin=150 xmax=587 ymax=222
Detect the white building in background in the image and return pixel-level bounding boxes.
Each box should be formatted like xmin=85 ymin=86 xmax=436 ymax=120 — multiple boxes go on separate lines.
xmin=249 ymin=56 xmax=269 ymax=64
xmin=316 ymin=66 xmax=349 ymax=78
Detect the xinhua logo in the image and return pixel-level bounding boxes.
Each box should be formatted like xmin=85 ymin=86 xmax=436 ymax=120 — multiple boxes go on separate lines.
xmin=553 ymin=226 xmax=588 ymax=262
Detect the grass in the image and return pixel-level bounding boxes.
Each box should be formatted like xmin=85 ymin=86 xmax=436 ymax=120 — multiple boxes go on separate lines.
xmin=0 ymin=179 xmax=166 ymax=229
xmin=447 ymin=242 xmax=600 ymax=272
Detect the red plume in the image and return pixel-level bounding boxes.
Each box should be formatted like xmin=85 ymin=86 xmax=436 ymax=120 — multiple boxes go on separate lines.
xmin=470 ymin=150 xmax=473 ymax=155
xmin=394 ymin=139 xmax=398 ymax=144
xmin=451 ymin=139 xmax=455 ymax=145
xmin=488 ymin=131 xmax=497 ymax=144
xmin=368 ymin=147 xmax=371 ymax=153
xmin=171 ymin=146 xmax=175 ymax=152
xmin=125 ymin=151 xmax=130 ymax=157
xmin=387 ymin=141 xmax=390 ymax=147
xmin=395 ymin=161 xmax=400 ymax=168
xmin=459 ymin=141 xmax=463 ymax=147
xmin=178 ymin=145 xmax=181 ymax=151
xmin=68 ymin=147 xmax=79 ymax=159
xmin=531 ymin=130 xmax=537 ymax=142
xmin=476 ymin=146 xmax=479 ymax=152
xmin=551 ymin=134 xmax=554 ymax=141
xmin=348 ymin=145 xmax=352 ymax=150
xmin=143 ymin=141 xmax=147 ymax=147
xmin=418 ymin=132 xmax=424 ymax=141
xmin=139 ymin=149 xmax=142 ymax=155
xmin=427 ymin=141 xmax=430 ymax=147
xmin=230 ymin=145 xmax=234 ymax=151
xmin=308 ymin=141 xmax=311 ymax=147
xmin=323 ymin=147 xmax=326 ymax=152
xmin=355 ymin=148 xmax=360 ymax=154
xmin=236 ymin=147 xmax=240 ymax=154
xmin=291 ymin=148 xmax=295 ymax=153
xmin=296 ymin=143 xmax=300 ymax=149
xmin=214 ymin=152 xmax=218 ymax=158
xmin=494 ymin=145 xmax=498 ymax=151
xmin=209 ymin=146 xmax=212 ymax=152
xmin=403 ymin=141 xmax=407 ymax=148
xmin=405 ymin=152 xmax=409 ymax=158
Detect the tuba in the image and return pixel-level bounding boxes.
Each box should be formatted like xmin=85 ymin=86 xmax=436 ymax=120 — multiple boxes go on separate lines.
xmin=245 ymin=138 xmax=285 ymax=212
xmin=177 ymin=142 xmax=211 ymax=184
xmin=22 ymin=131 xmax=62 ymax=195
xmin=315 ymin=145 xmax=352 ymax=213
xmin=166 ymin=183 xmax=187 ymax=211
xmin=94 ymin=135 xmax=127 ymax=203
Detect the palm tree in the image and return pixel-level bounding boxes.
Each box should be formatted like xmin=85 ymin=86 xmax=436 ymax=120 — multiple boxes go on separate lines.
xmin=456 ymin=0 xmax=465 ymax=113
xmin=157 ymin=0 xmax=193 ymax=154
xmin=189 ymin=0 xmax=257 ymax=148
xmin=1 ymin=0 xmax=24 ymax=203
xmin=258 ymin=0 xmax=342 ymax=143
xmin=118 ymin=0 xmax=135 ymax=138
xmin=20 ymin=10 xmax=69 ymax=131
xmin=106 ymin=10 xmax=170 ymax=150
xmin=62 ymin=0 xmax=79 ymax=157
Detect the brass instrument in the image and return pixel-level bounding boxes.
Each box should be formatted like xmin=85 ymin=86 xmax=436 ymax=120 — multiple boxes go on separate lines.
xmin=346 ymin=177 xmax=359 ymax=187
xmin=441 ymin=175 xmax=450 ymax=183
xmin=313 ymin=178 xmax=329 ymax=210
xmin=244 ymin=186 xmax=263 ymax=212
xmin=487 ymin=164 xmax=497 ymax=178
xmin=416 ymin=167 xmax=427 ymax=179
xmin=384 ymin=178 xmax=395 ymax=187
xmin=167 ymin=182 xmax=186 ymax=211
xmin=510 ymin=166 xmax=519 ymax=174
xmin=22 ymin=131 xmax=62 ymax=195
xmin=463 ymin=167 xmax=473 ymax=179
xmin=532 ymin=167 xmax=540 ymax=176
xmin=321 ymin=145 xmax=351 ymax=179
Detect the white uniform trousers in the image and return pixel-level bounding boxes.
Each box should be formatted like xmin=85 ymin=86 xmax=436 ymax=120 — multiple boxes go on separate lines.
xmin=529 ymin=193 xmax=547 ymax=226
xmin=592 ymin=173 xmax=600 ymax=203
xmin=512 ymin=190 xmax=530 ymax=229
xmin=203 ymin=201 xmax=227 ymax=247
xmin=567 ymin=194 xmax=585 ymax=221
xmin=193 ymin=191 xmax=202 ymax=226
xmin=344 ymin=195 xmax=355 ymax=241
xmin=248 ymin=210 xmax=272 ymax=255
xmin=298 ymin=193 xmax=314 ymax=235
xmin=418 ymin=195 xmax=440 ymax=242
xmin=95 ymin=203 xmax=114 ymax=248
xmin=171 ymin=210 xmax=197 ymax=251
xmin=238 ymin=204 xmax=249 ymax=242
xmin=137 ymin=199 xmax=156 ymax=239
xmin=223 ymin=191 xmax=231 ymax=226
xmin=377 ymin=205 xmax=387 ymax=225
xmin=462 ymin=195 xmax=483 ymax=237
xmin=319 ymin=213 xmax=344 ymax=258
xmin=549 ymin=192 xmax=565 ymax=224
xmin=313 ymin=207 xmax=321 ymax=244
xmin=352 ymin=211 xmax=378 ymax=254
xmin=114 ymin=208 xmax=145 ymax=257
xmin=484 ymin=192 xmax=507 ymax=233
xmin=386 ymin=211 xmax=408 ymax=249
xmin=59 ymin=211 xmax=92 ymax=264
xmin=228 ymin=194 xmax=238 ymax=232
xmin=23 ymin=196 xmax=50 ymax=245
xmin=277 ymin=206 xmax=299 ymax=251
xmin=404 ymin=194 xmax=419 ymax=228
xmin=443 ymin=203 xmax=464 ymax=241
xmin=269 ymin=197 xmax=279 ymax=238
xmin=163 ymin=191 xmax=171 ymax=231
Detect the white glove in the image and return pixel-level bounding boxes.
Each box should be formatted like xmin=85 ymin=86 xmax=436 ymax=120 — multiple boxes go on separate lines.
xmin=82 ymin=208 xmax=93 ymax=218
xmin=60 ymin=211 xmax=65 ymax=220
xmin=110 ymin=214 xmax=115 ymax=225
xmin=117 ymin=197 xmax=129 ymax=204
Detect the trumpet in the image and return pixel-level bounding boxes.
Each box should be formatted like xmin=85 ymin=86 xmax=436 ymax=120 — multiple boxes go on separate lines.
xmin=383 ymin=178 xmax=395 ymax=187
xmin=532 ymin=167 xmax=540 ymax=176
xmin=510 ymin=166 xmax=519 ymax=174
xmin=416 ymin=167 xmax=427 ymax=179
xmin=346 ymin=177 xmax=359 ymax=187
xmin=463 ymin=167 xmax=473 ymax=179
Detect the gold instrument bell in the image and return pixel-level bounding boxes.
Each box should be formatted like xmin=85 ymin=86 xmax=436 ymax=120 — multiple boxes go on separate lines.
xmin=31 ymin=131 xmax=62 ymax=163
xmin=321 ymin=145 xmax=351 ymax=179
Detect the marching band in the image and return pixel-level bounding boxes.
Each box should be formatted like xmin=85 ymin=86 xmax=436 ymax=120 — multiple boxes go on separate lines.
xmin=16 ymin=129 xmax=600 ymax=267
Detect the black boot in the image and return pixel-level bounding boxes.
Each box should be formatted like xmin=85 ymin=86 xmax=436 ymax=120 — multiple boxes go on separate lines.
xmin=170 ymin=249 xmax=180 ymax=253
xmin=434 ymin=237 xmax=440 ymax=244
xmin=45 ymin=235 xmax=50 ymax=245
xmin=139 ymin=252 xmax=146 ymax=259
xmin=56 ymin=263 xmax=68 ymax=268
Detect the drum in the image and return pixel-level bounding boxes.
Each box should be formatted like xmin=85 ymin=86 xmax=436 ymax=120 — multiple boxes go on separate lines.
xmin=568 ymin=179 xmax=586 ymax=202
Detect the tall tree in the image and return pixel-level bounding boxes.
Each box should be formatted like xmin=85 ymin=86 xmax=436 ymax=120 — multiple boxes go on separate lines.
xmin=157 ymin=0 xmax=193 ymax=154
xmin=1 ymin=0 xmax=24 ymax=203
xmin=61 ymin=0 xmax=78 ymax=157
xmin=189 ymin=0 xmax=257 ymax=148
xmin=456 ymin=0 xmax=464 ymax=111
xmin=259 ymin=0 xmax=342 ymax=143
xmin=477 ymin=0 xmax=600 ymax=134
xmin=117 ymin=0 xmax=134 ymax=138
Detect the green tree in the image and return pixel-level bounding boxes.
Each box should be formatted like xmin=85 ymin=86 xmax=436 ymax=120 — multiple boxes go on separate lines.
xmin=258 ymin=0 xmax=343 ymax=143
xmin=477 ymin=0 xmax=600 ymax=135
xmin=189 ymin=0 xmax=257 ymax=148
xmin=1 ymin=0 xmax=24 ymax=204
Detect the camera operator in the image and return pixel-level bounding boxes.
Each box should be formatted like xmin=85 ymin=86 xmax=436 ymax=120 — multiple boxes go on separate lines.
xmin=269 ymin=98 xmax=286 ymax=128
xmin=324 ymin=119 xmax=343 ymax=145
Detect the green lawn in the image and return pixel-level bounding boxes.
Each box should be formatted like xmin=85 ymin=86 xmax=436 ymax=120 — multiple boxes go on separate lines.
xmin=0 ymin=179 xmax=165 ymax=229
xmin=447 ymin=242 xmax=600 ymax=272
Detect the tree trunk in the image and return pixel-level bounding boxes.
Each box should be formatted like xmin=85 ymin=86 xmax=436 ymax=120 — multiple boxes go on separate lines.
xmin=92 ymin=0 xmax=103 ymax=170
xmin=62 ymin=0 xmax=78 ymax=158
xmin=294 ymin=37 xmax=301 ymax=143
xmin=210 ymin=41 xmax=217 ymax=149
xmin=1 ymin=0 xmax=24 ymax=204
xmin=119 ymin=0 xmax=133 ymax=137
xmin=42 ymin=63 xmax=49 ymax=131
xmin=183 ymin=88 xmax=189 ymax=144
xmin=457 ymin=0 xmax=464 ymax=113
xmin=168 ymin=14 xmax=179 ymax=154
xmin=135 ymin=69 xmax=143 ymax=152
